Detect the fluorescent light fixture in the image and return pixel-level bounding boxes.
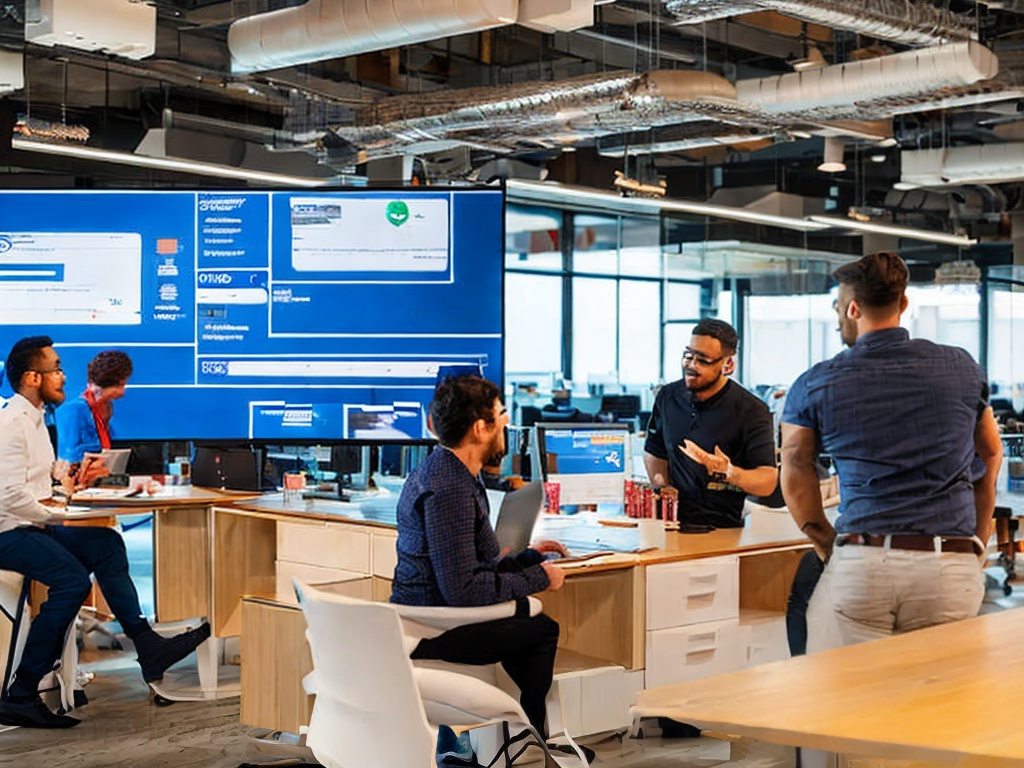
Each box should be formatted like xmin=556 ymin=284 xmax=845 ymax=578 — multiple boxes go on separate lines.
xmin=506 ymin=179 xmax=831 ymax=232
xmin=807 ymin=216 xmax=976 ymax=247
xmin=11 ymin=137 xmax=338 ymax=187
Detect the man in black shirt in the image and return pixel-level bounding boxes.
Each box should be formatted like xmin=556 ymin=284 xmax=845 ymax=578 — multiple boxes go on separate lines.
xmin=643 ymin=319 xmax=777 ymax=528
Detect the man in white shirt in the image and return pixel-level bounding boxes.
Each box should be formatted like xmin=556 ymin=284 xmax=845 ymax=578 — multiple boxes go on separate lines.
xmin=0 ymin=336 xmax=210 ymax=728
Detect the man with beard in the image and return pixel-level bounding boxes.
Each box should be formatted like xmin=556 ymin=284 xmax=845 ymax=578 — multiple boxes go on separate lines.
xmin=391 ymin=374 xmax=566 ymax=741
xmin=0 ymin=336 xmax=210 ymax=728
xmin=781 ymin=252 xmax=1002 ymax=649
xmin=643 ymin=319 xmax=778 ymax=529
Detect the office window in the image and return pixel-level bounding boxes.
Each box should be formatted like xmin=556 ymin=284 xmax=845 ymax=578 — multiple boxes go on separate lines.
xmin=573 ymin=214 xmax=619 ymax=275
xmin=619 ymin=280 xmax=660 ymax=385
xmin=619 ymin=218 xmax=662 ymax=277
xmin=572 ymin=277 xmax=617 ymax=383
xmin=745 ymin=294 xmax=840 ymax=389
xmin=505 ymin=204 xmax=563 ymax=273
xmin=987 ymin=267 xmax=1024 ymax=408
xmin=505 ymin=272 xmax=562 ymax=379
xmin=663 ymin=322 xmax=696 ymax=382
xmin=904 ymin=285 xmax=981 ymax=362
xmin=665 ymin=282 xmax=701 ymax=320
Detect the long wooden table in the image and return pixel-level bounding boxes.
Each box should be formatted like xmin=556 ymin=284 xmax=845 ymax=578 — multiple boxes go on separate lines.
xmin=635 ymin=609 xmax=1024 ymax=767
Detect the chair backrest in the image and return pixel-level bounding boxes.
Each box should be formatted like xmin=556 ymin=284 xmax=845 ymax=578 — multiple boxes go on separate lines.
xmin=294 ymin=581 xmax=435 ymax=768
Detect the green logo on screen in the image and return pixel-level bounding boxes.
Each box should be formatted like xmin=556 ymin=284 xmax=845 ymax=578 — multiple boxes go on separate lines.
xmin=385 ymin=201 xmax=410 ymax=227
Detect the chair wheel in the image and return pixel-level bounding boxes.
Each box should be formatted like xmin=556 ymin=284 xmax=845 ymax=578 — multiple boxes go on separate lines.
xmin=1005 ymin=584 xmax=1013 ymax=597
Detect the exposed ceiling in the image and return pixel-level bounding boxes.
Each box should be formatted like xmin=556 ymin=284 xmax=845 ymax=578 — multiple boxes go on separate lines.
xmin=2 ymin=0 xmax=1024 ymax=267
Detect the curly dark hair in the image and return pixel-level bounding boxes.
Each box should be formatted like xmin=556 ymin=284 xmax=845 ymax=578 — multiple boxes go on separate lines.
xmin=430 ymin=375 xmax=500 ymax=448
xmin=88 ymin=350 xmax=133 ymax=388
xmin=832 ymin=251 xmax=908 ymax=311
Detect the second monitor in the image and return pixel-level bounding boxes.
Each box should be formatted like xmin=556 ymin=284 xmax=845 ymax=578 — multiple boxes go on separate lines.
xmin=535 ymin=422 xmax=631 ymax=506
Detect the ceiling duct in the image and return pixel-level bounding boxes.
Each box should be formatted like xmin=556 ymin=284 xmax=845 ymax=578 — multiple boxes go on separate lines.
xmin=663 ymin=0 xmax=974 ymax=46
xmin=228 ymin=0 xmax=598 ymax=73
xmin=229 ymin=0 xmax=519 ymax=73
xmin=331 ymin=69 xmax=765 ymax=161
xmin=735 ymin=42 xmax=998 ymax=119
xmin=900 ymin=144 xmax=1024 ymax=188
xmin=25 ymin=0 xmax=156 ymax=60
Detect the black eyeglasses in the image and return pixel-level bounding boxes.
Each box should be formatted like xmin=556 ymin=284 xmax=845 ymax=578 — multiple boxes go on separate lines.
xmin=32 ymin=365 xmax=64 ymax=376
xmin=682 ymin=349 xmax=725 ymax=368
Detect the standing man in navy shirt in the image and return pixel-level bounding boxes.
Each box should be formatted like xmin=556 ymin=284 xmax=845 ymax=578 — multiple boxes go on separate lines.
xmin=781 ymin=251 xmax=1003 ymax=653
xmin=643 ymin=318 xmax=778 ymax=528
xmin=391 ymin=375 xmax=566 ymax=739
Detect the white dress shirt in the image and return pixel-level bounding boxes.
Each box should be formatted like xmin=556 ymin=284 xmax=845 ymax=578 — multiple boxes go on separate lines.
xmin=0 ymin=393 xmax=56 ymax=535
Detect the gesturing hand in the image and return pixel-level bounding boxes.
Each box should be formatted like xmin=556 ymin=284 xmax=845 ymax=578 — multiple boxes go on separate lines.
xmin=679 ymin=440 xmax=733 ymax=482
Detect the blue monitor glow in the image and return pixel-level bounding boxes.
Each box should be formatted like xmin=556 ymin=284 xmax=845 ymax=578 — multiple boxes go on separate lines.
xmin=0 ymin=188 xmax=503 ymax=442
xmin=535 ymin=422 xmax=631 ymax=505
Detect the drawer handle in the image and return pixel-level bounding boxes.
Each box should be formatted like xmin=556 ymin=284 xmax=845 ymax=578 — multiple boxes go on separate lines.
xmin=685 ymin=588 xmax=718 ymax=599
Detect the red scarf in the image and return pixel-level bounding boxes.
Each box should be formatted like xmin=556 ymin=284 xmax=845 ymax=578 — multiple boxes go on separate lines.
xmin=84 ymin=387 xmax=112 ymax=450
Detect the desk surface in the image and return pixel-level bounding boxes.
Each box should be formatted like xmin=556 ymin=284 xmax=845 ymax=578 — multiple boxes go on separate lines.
xmin=227 ymin=492 xmax=399 ymax=529
xmin=71 ymin=483 xmax=259 ymax=508
xmin=635 ymin=609 xmax=1024 ymax=767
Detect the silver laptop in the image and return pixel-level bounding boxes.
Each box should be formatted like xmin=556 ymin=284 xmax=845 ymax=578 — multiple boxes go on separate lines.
xmin=493 ymin=481 xmax=545 ymax=553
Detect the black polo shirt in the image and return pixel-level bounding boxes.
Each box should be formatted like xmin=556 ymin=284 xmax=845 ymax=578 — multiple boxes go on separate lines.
xmin=644 ymin=379 xmax=776 ymax=528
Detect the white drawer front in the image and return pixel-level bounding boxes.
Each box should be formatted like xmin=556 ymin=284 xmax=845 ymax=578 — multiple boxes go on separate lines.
xmin=275 ymin=561 xmax=372 ymax=604
xmin=740 ymin=611 xmax=790 ymax=669
xmin=644 ymin=618 xmax=743 ymax=689
xmin=371 ymin=530 xmax=398 ymax=578
xmin=646 ymin=555 xmax=739 ymax=630
xmin=277 ymin=520 xmax=371 ymax=573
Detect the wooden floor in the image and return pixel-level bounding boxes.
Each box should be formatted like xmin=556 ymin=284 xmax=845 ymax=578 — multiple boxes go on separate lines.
xmin=0 ymin=649 xmax=794 ymax=768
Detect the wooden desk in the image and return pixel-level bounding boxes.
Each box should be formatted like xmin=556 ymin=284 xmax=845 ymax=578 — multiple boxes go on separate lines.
xmin=635 ymin=610 xmax=1024 ymax=767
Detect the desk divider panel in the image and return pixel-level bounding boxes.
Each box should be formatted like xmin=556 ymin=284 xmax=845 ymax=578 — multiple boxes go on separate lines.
xmin=154 ymin=506 xmax=211 ymax=623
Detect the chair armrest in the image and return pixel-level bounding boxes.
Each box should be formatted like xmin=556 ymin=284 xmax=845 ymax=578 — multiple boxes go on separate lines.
xmin=393 ymin=596 xmax=542 ymax=633
xmin=414 ymin=667 xmax=528 ymax=730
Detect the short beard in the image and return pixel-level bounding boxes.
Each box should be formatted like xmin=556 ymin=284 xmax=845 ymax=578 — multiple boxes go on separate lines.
xmin=685 ymin=374 xmax=722 ymax=394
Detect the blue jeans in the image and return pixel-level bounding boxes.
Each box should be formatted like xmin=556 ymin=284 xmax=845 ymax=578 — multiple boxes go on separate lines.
xmin=0 ymin=525 xmax=148 ymax=695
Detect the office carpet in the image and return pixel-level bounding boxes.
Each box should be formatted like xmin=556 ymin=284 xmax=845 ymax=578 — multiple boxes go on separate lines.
xmin=0 ymin=648 xmax=794 ymax=768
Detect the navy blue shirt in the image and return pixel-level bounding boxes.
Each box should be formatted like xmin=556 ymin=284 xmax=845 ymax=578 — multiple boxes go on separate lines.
xmin=390 ymin=446 xmax=549 ymax=607
xmin=783 ymin=327 xmax=988 ymax=536
xmin=644 ymin=379 xmax=776 ymax=528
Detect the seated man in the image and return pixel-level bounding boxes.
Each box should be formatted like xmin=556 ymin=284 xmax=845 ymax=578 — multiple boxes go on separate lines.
xmin=0 ymin=336 xmax=210 ymax=728
xmin=391 ymin=374 xmax=566 ymax=741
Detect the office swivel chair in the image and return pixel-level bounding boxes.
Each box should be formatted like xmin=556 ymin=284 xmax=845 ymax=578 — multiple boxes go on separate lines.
xmin=598 ymin=395 xmax=641 ymax=422
xmin=294 ymin=581 xmax=585 ymax=768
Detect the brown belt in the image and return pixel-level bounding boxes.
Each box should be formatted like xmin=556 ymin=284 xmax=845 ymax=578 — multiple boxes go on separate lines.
xmin=838 ymin=533 xmax=979 ymax=555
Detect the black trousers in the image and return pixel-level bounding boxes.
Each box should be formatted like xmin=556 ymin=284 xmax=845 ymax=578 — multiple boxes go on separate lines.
xmin=410 ymin=612 xmax=560 ymax=737
xmin=786 ymin=549 xmax=825 ymax=657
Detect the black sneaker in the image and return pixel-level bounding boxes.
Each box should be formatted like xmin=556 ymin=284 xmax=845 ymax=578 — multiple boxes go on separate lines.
xmin=0 ymin=696 xmax=80 ymax=728
xmin=135 ymin=622 xmax=212 ymax=683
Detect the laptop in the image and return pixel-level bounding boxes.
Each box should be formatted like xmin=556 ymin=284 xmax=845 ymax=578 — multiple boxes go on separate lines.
xmin=82 ymin=448 xmax=132 ymax=475
xmin=493 ymin=481 xmax=545 ymax=553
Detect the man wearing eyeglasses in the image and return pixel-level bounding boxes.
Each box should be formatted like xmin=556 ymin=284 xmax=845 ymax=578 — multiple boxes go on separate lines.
xmin=0 ymin=336 xmax=210 ymax=728
xmin=643 ymin=318 xmax=778 ymax=528
xmin=780 ymin=252 xmax=1003 ymax=654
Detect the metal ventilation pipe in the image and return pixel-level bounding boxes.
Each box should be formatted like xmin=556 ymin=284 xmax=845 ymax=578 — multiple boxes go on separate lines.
xmin=228 ymin=0 xmax=519 ymax=73
xmin=736 ymin=41 xmax=998 ymax=118
xmin=664 ymin=0 xmax=974 ymax=46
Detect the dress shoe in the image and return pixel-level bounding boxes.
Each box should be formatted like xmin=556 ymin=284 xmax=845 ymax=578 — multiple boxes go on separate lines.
xmin=134 ymin=622 xmax=212 ymax=683
xmin=0 ymin=695 xmax=80 ymax=728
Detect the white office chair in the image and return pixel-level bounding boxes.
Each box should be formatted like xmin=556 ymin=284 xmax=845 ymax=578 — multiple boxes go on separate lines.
xmin=294 ymin=581 xmax=581 ymax=768
xmin=0 ymin=570 xmax=79 ymax=717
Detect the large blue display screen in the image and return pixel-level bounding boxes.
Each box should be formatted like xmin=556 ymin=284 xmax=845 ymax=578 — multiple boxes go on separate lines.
xmin=0 ymin=189 xmax=504 ymax=441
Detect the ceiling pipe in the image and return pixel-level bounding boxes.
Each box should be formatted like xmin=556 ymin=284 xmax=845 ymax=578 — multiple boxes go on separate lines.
xmin=735 ymin=42 xmax=998 ymax=119
xmin=663 ymin=0 xmax=974 ymax=46
xmin=900 ymin=143 xmax=1024 ymax=188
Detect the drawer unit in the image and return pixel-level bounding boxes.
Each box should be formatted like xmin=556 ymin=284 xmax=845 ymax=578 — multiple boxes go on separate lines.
xmin=739 ymin=610 xmax=790 ymax=669
xmin=277 ymin=520 xmax=371 ymax=573
xmin=644 ymin=618 xmax=744 ymax=689
xmin=646 ymin=555 xmax=739 ymax=631
xmin=371 ymin=530 xmax=398 ymax=578
xmin=274 ymin=561 xmax=371 ymax=604
xmin=547 ymin=664 xmax=639 ymax=737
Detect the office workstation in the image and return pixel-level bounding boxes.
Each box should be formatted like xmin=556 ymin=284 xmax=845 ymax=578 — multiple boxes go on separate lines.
xmin=3 ymin=3 xmax=1024 ymax=768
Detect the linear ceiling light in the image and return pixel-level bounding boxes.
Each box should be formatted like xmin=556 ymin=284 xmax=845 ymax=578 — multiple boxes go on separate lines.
xmin=507 ymin=179 xmax=831 ymax=232
xmin=11 ymin=138 xmax=337 ymax=187
xmin=807 ymin=215 xmax=977 ymax=247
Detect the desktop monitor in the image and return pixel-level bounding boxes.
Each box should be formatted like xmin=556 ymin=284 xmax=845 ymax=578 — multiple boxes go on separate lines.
xmin=192 ymin=446 xmax=264 ymax=491
xmin=535 ymin=422 xmax=631 ymax=505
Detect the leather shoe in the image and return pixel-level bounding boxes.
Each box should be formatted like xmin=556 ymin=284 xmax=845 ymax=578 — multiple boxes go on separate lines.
xmin=134 ymin=622 xmax=212 ymax=683
xmin=0 ymin=696 xmax=80 ymax=728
